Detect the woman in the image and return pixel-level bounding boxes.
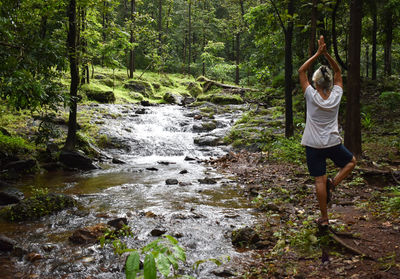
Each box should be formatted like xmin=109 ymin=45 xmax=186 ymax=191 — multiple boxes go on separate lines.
xmin=298 ymin=36 xmax=356 ymax=227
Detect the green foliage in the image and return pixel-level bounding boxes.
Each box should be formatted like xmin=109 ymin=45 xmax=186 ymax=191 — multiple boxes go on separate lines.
xmin=0 ymin=132 xmax=34 ymax=155
xmin=269 ymin=136 xmax=305 ymax=165
xmin=379 ymin=91 xmax=400 ymax=111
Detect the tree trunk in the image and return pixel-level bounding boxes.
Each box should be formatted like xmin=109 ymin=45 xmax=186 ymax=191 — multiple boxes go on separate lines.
xmin=64 ymin=0 xmax=79 ymax=151
xmin=158 ymin=0 xmax=162 ymax=47
xmin=308 ymin=0 xmax=317 ymax=81
xmin=383 ymin=8 xmax=393 ymax=76
xmin=372 ymin=5 xmax=377 ymax=80
xmin=284 ymin=0 xmax=294 ymax=138
xmin=129 ymin=0 xmax=136 ymax=78
xmin=81 ymin=9 xmax=88 ymax=84
xmin=235 ymin=33 xmax=240 ymax=85
xmin=344 ymin=0 xmax=362 ymax=158
xmin=332 ymin=0 xmax=347 ymax=70
xmin=187 ymin=0 xmax=192 ymax=75
xmin=366 ymin=44 xmax=369 ymax=78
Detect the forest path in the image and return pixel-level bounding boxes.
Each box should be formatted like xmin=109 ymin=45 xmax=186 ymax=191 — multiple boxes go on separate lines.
xmin=211 ymin=151 xmax=400 ymax=278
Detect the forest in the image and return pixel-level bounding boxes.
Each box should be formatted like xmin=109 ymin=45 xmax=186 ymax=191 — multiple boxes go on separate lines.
xmin=0 ymin=0 xmax=400 ymax=278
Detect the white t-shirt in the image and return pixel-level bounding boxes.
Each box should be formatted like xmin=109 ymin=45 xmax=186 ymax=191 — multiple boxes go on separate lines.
xmin=301 ymin=85 xmax=343 ymax=148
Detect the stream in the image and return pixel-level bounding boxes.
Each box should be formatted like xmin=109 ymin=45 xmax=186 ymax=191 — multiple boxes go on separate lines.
xmin=0 ymin=103 xmax=258 ymax=278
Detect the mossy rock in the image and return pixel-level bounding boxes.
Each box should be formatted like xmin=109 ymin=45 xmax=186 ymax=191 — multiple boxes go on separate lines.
xmin=160 ymin=77 xmax=175 ymax=87
xmin=82 ymin=85 xmax=115 ymax=103
xmin=128 ymin=92 xmax=145 ymax=101
xmin=152 ymin=83 xmax=161 ymax=90
xmin=163 ymin=92 xmax=182 ymax=104
xmin=3 ymin=193 xmax=76 ymax=221
xmin=101 ymin=78 xmax=115 ymax=87
xmin=124 ymin=80 xmax=154 ymax=96
xmin=187 ymin=82 xmax=202 ymax=97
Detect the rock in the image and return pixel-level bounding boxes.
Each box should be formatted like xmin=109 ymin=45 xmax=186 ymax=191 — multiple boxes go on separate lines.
xmin=128 ymin=92 xmax=145 ymax=101
xmin=112 ymin=157 xmax=126 ymax=164
xmin=186 ymin=82 xmax=202 ymax=97
xmin=5 ymin=193 xmax=76 ymax=221
xmin=3 ymin=159 xmax=37 ymax=173
xmin=140 ymin=100 xmax=151 ymax=106
xmin=194 ymin=135 xmax=223 ymax=146
xmin=146 ymin=167 xmax=159 ymax=171
xmin=0 ymin=187 xmax=24 ymax=205
xmin=179 ymin=169 xmax=188 ymax=174
xmin=263 ymin=202 xmax=280 ymax=212
xmin=194 ymin=114 xmax=203 ymax=120
xmin=59 ymin=150 xmax=97 ymax=171
xmin=152 ymin=83 xmax=160 ymax=90
xmin=41 ymin=162 xmax=63 ymax=171
xmin=184 ymin=156 xmax=196 ymax=161
xmin=82 ymin=84 xmax=116 ymax=103
xmin=150 ymin=228 xmax=167 ymax=237
xmin=178 ymin=182 xmax=192 ymax=186
xmin=182 ymin=97 xmax=196 ymax=106
xmin=46 ymin=142 xmax=60 ymax=154
xmin=94 ymin=74 xmax=106 ymax=80
xmin=163 ymin=92 xmax=182 ymax=104
xmin=124 ymin=80 xmax=153 ymax=96
xmin=158 ymin=161 xmax=175 ymax=165
xmin=26 ymin=252 xmax=43 ymax=262
xmin=192 ymin=122 xmax=217 ymax=132
xmin=107 ymin=218 xmax=128 ymax=230
xmin=0 ymin=234 xmax=16 ymax=252
xmin=231 ymin=227 xmax=260 ymax=248
xmin=135 ymin=108 xmax=147 ymax=114
xmin=212 ymin=267 xmax=235 ymax=277
xmin=198 ymin=178 xmax=217 ymax=184
xmin=166 ymin=179 xmax=179 ymax=185
xmin=69 ymin=223 xmax=108 ymax=245
xmin=100 ymin=78 xmax=114 ymax=87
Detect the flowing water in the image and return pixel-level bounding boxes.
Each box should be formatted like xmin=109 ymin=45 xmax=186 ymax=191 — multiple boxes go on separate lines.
xmin=0 ymin=104 xmax=258 ymax=278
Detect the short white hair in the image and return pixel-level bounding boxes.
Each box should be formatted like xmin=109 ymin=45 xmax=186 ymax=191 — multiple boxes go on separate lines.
xmin=312 ymin=65 xmax=333 ymax=93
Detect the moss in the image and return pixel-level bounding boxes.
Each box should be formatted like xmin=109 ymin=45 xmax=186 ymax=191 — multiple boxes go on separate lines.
xmin=0 ymin=132 xmax=34 ymax=155
xmin=187 ymin=82 xmax=202 ymax=97
xmin=4 ymin=193 xmax=76 ymax=221
xmin=81 ymin=84 xmax=116 ymax=103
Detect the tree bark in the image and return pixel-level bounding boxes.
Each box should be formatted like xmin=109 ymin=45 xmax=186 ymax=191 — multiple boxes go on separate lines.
xmin=64 ymin=0 xmax=79 ymax=151
xmin=188 ymin=0 xmax=192 ymax=75
xmin=308 ymin=0 xmax=317 ymax=81
xmin=383 ymin=8 xmax=393 ymax=76
xmin=129 ymin=0 xmax=136 ymax=78
xmin=372 ymin=5 xmax=377 ymax=80
xmin=344 ymin=0 xmax=362 ymax=158
xmin=284 ymin=0 xmax=294 ymax=138
xmin=235 ymin=33 xmax=240 ymax=85
xmin=332 ymin=0 xmax=347 ymax=70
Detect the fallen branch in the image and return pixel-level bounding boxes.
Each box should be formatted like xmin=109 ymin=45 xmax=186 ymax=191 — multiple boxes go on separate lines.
xmin=329 ymin=228 xmax=375 ymax=260
xmin=197 ymin=76 xmax=258 ymax=93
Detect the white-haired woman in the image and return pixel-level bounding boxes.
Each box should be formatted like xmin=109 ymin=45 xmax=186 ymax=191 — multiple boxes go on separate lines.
xmin=298 ymin=36 xmax=356 ymax=227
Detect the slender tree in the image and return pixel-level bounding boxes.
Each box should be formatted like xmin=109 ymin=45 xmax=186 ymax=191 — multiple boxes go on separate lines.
xmin=129 ymin=0 xmax=136 ymax=78
xmin=64 ymin=0 xmax=79 ymax=151
xmin=383 ymin=6 xmax=393 ymax=76
xmin=187 ymin=0 xmax=192 ymax=75
xmin=344 ymin=0 xmax=362 ymax=157
xmin=372 ymin=2 xmax=377 ymax=80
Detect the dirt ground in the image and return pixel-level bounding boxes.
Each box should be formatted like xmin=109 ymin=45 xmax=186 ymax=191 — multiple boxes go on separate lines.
xmin=210 ymin=151 xmax=400 ymax=279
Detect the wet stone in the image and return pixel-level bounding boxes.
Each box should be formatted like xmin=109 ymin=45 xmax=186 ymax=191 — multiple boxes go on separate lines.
xmin=146 ymin=167 xmax=159 ymax=171
xmin=150 ymin=228 xmax=167 ymax=237
xmin=69 ymin=223 xmax=108 ymax=245
xmin=0 ymin=187 xmax=24 ymax=205
xmin=212 ymin=267 xmax=236 ymax=277
xmin=179 ymin=169 xmax=188 ymax=174
xmin=112 ymin=157 xmax=125 ymax=164
xmin=107 ymin=217 xmax=128 ymax=230
xmin=26 ymin=253 xmax=43 ymax=262
xmin=198 ymin=177 xmax=217 ymax=184
xmin=166 ymin=179 xmax=179 ymax=185
xmin=231 ymin=227 xmax=260 ymax=248
xmin=0 ymin=234 xmax=16 ymax=252
xmin=184 ymin=156 xmax=196 ymax=161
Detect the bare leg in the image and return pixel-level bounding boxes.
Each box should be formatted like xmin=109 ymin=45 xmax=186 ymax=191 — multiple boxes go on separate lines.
xmin=332 ymin=156 xmax=356 ymax=187
xmin=315 ymin=175 xmax=328 ymax=224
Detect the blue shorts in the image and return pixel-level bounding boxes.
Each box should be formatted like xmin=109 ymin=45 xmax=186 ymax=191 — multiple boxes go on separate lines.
xmin=305 ymin=144 xmax=353 ymax=177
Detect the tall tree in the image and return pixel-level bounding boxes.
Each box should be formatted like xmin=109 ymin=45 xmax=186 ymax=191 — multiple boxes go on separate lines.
xmin=383 ymin=5 xmax=393 ymax=76
xmin=270 ymin=0 xmax=294 ymax=137
xmin=332 ymin=0 xmax=347 ymax=70
xmin=187 ymin=0 xmax=192 ymax=75
xmin=129 ymin=0 xmax=136 ymax=78
xmin=64 ymin=0 xmax=79 ymax=151
xmin=344 ymin=0 xmax=362 ymax=157
xmin=371 ymin=1 xmax=377 ymax=80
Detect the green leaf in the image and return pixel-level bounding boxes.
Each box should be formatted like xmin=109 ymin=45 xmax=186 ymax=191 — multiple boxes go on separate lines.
xmin=126 ymin=252 xmax=140 ymax=279
xmin=164 ymin=235 xmax=178 ymax=245
xmin=173 ymin=246 xmax=186 ymax=262
xmin=144 ymin=253 xmax=157 ymax=279
xmin=166 ymin=254 xmax=179 ymax=270
xmin=155 ymin=252 xmax=170 ymax=277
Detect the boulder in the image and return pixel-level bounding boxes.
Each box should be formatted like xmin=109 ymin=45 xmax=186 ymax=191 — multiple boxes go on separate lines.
xmin=107 ymin=218 xmax=128 ymax=230
xmin=69 ymin=223 xmax=108 ymax=244
xmin=0 ymin=187 xmax=24 ymax=205
xmin=163 ymin=92 xmax=182 ymax=104
xmin=186 ymin=82 xmax=202 ymax=97
xmin=192 ymin=122 xmax=217 ymax=133
xmin=181 ymin=96 xmax=196 ymax=106
xmin=150 ymin=228 xmax=167 ymax=237
xmin=3 ymin=159 xmax=37 ymax=173
xmin=0 ymin=234 xmax=16 ymax=252
xmin=198 ymin=178 xmax=217 ymax=184
xmin=128 ymin=92 xmax=145 ymax=101
xmin=140 ymin=100 xmax=151 ymax=106
xmin=124 ymin=80 xmax=153 ymax=96
xmin=5 ymin=193 xmax=76 ymax=221
xmin=85 ymin=90 xmax=116 ymax=103
xmin=231 ymin=227 xmax=260 ymax=248
xmin=194 ymin=135 xmax=223 ymax=146
xmin=59 ymin=150 xmax=98 ymax=171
